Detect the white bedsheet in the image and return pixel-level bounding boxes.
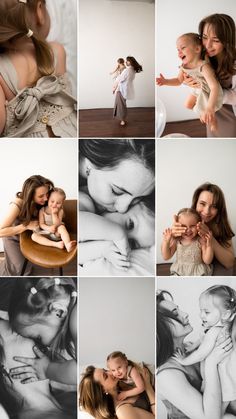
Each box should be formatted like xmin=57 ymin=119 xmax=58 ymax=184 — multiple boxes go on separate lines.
xmin=79 ymin=246 xmax=155 ymax=276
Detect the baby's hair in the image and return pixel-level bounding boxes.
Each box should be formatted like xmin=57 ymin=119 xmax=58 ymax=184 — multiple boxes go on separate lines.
xmin=177 ymin=207 xmax=201 ymax=223
xmin=8 ymin=277 xmax=77 ymax=359
xmin=179 ymin=32 xmax=202 ymax=47
xmin=107 ymin=350 xmax=141 ymax=374
xmin=49 ymin=187 xmax=66 ymax=201
xmin=117 ymin=58 xmax=125 ymax=65
xmin=201 ymin=285 xmax=236 ymax=317
xmin=0 ymin=0 xmax=54 ymax=76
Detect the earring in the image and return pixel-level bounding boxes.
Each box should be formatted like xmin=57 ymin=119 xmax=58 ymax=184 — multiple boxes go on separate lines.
xmin=86 ymin=166 xmax=91 ymax=177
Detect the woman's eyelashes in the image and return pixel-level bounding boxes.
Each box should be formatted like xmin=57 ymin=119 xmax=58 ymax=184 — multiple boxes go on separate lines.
xmin=111 ymin=186 xmax=123 ymax=196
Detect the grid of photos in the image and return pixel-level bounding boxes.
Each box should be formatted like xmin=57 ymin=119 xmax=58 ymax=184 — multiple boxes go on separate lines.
xmin=0 ymin=0 xmax=235 ymax=419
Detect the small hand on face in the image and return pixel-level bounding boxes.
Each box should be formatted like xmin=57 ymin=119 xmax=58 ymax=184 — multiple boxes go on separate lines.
xmin=10 ymin=345 xmax=50 ymax=384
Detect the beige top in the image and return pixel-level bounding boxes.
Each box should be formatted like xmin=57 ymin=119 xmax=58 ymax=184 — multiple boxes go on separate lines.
xmin=0 ymin=54 xmax=77 ymax=138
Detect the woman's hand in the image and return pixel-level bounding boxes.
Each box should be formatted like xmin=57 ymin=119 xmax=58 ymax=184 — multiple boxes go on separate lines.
xmin=183 ymin=72 xmax=201 ymax=88
xmin=26 ymin=220 xmax=39 ymax=231
xmin=9 ymin=346 xmax=50 ymax=384
xmin=171 ymin=214 xmax=186 ymax=237
xmin=197 ymin=221 xmax=210 ymax=238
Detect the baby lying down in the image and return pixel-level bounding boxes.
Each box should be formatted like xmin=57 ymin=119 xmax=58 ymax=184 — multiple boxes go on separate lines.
xmin=0 ymin=317 xmax=74 ymax=419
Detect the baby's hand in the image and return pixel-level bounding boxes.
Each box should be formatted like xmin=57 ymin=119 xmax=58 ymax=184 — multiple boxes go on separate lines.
xmin=51 ymin=208 xmax=59 ymax=215
xmin=200 ymin=108 xmax=216 ymax=128
xmin=114 ymin=235 xmax=130 ymax=257
xmin=172 ymin=349 xmax=185 ymax=364
xmin=162 ymin=228 xmax=173 ymax=243
xmin=103 ymin=242 xmax=130 ymax=271
xmin=197 ymin=221 xmax=210 ymax=238
xmin=205 ymin=231 xmax=213 ymax=247
xmin=156 ymin=73 xmax=167 ymax=86
xmin=117 ymin=391 xmax=128 ymax=401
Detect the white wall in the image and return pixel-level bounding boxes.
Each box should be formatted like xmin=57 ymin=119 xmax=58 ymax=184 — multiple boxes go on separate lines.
xmin=156 ymin=0 xmax=236 ymax=122
xmin=79 ymin=276 xmax=155 ymax=365
xmin=0 ymin=139 xmax=77 ymax=251
xmin=157 ymin=276 xmax=236 ymax=419
xmin=79 ymin=0 xmax=155 ymax=109
xmin=156 ymin=140 xmax=236 ymax=262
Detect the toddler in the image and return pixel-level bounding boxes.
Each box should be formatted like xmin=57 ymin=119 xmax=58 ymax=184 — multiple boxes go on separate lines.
xmin=0 ymin=0 xmax=77 ymax=138
xmin=32 ymin=187 xmax=77 ymax=252
xmin=110 ymin=58 xmax=126 ymax=79
xmin=107 ymin=351 xmax=145 ymax=402
xmin=79 ymin=194 xmax=155 ymax=270
xmin=161 ymin=208 xmax=213 ymax=276
xmin=174 ymin=285 xmax=236 ymax=416
xmin=156 ymin=32 xmax=223 ymax=131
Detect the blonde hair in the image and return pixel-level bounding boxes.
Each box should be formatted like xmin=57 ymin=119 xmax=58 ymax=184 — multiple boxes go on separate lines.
xmin=49 ymin=187 xmax=66 ymax=201
xmin=0 ymin=0 xmax=54 ymax=76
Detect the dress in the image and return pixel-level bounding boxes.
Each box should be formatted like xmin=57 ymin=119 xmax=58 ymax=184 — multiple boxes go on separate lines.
xmin=181 ymin=61 xmax=223 ymax=115
xmin=170 ymin=239 xmax=213 ymax=276
xmin=157 ymin=358 xmax=202 ymax=419
xmin=113 ymin=67 xmax=135 ymax=120
xmin=36 ymin=208 xmax=63 ymax=241
xmin=207 ymin=74 xmax=236 ymax=138
xmin=0 ymin=54 xmax=77 ymax=138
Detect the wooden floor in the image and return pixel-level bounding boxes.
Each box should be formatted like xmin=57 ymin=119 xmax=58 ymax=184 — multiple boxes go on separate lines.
xmin=0 ymin=252 xmax=77 ymax=276
xmin=79 ymin=107 xmax=155 ymax=138
xmin=162 ymin=118 xmax=206 ymax=138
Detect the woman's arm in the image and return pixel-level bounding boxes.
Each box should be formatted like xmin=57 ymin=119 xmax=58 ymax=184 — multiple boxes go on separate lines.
xmin=117 ymin=404 xmax=154 ymax=419
xmin=200 ymin=232 xmax=214 ymax=264
xmin=200 ymin=64 xmax=221 ymax=125
xmin=0 ymin=200 xmax=38 ymax=237
xmin=212 ymin=238 xmax=235 ymax=269
xmin=158 ymin=336 xmax=232 ymax=419
xmin=118 ymin=368 xmax=145 ymax=401
xmin=222 ymin=74 xmax=236 ymax=106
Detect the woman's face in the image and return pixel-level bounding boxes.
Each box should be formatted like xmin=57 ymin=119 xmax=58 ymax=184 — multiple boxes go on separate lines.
xmin=196 ymin=191 xmax=218 ymax=223
xmin=94 ymin=368 xmax=118 ymax=394
xmin=87 ymin=159 xmax=154 ymax=213
xmin=202 ymin=23 xmax=224 ymax=57
xmin=33 ymin=185 xmax=49 ymax=206
xmin=160 ymin=300 xmax=193 ymax=338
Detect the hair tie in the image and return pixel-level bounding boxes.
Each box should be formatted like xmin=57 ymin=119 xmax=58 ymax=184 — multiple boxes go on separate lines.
xmin=19 ymin=0 xmax=27 ymax=3
xmin=54 ymin=278 xmax=61 ymax=285
xmin=26 ymin=29 xmax=33 ymax=38
xmin=71 ymin=291 xmax=77 ymax=298
xmin=231 ymin=297 xmax=235 ymax=302
xmin=30 ymin=287 xmax=37 ymax=295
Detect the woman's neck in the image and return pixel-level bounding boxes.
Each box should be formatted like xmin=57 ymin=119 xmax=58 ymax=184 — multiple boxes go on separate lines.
xmin=173 ymin=337 xmax=185 ymax=353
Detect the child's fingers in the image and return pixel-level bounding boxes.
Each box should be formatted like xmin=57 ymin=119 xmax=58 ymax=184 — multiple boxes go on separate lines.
xmin=33 ymin=345 xmax=46 ymax=359
xmin=13 ymin=356 xmax=34 ymax=365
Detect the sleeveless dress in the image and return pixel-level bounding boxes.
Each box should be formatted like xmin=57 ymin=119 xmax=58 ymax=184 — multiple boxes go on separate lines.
xmin=0 ymin=54 xmax=77 ymax=138
xmin=0 ymin=202 xmax=33 ymax=276
xmin=180 ymin=61 xmax=223 ymax=115
xmin=36 ymin=208 xmax=64 ymax=242
xmin=157 ymin=358 xmax=202 ymax=419
xmin=170 ymin=239 xmax=213 ymax=276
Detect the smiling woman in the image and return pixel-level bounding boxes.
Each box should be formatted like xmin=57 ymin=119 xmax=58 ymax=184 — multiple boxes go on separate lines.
xmin=79 ymin=139 xmax=155 ymax=274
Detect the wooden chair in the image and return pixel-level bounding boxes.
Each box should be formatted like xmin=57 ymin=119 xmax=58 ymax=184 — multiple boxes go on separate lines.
xmin=20 ymin=200 xmax=77 ymax=276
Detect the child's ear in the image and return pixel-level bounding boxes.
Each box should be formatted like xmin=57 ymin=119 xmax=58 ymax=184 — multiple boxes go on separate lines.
xmin=221 ymin=310 xmax=233 ymax=321
xmin=48 ymin=302 xmax=68 ymax=319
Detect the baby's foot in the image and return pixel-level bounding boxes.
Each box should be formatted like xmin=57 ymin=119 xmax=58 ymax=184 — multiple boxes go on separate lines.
xmin=65 ymin=240 xmax=77 ymax=252
xmin=54 ymin=241 xmax=65 ymax=249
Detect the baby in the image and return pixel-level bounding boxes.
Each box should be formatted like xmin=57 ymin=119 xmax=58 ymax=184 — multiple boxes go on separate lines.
xmin=156 ymin=32 xmax=223 ymax=131
xmin=110 ymin=58 xmax=126 ymax=79
xmin=107 ymin=351 xmax=145 ymax=401
xmin=32 ymin=188 xmax=77 ymax=252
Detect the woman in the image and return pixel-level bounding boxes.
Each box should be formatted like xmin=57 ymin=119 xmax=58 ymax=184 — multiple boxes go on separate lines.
xmin=79 ymin=138 xmax=155 ymax=214
xmin=113 ymin=56 xmax=143 ymax=126
xmin=185 ymin=14 xmax=236 ymax=137
xmin=0 ymin=175 xmax=54 ymax=276
xmin=172 ymin=183 xmax=235 ymax=272
xmin=79 ymin=364 xmax=155 ymax=419
xmin=157 ymin=290 xmax=233 ymax=419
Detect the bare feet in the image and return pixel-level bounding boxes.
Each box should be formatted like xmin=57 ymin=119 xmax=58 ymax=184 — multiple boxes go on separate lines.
xmin=65 ymin=240 xmax=77 ymax=253
xmin=53 ymin=241 xmax=65 ymax=249
xmin=120 ymin=120 xmax=126 ymax=126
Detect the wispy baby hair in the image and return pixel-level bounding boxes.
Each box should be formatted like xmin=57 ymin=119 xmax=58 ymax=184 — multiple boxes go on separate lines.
xmin=177 ymin=207 xmax=201 ymax=223
xmin=8 ymin=277 xmax=77 ymax=359
xmin=0 ymin=0 xmax=54 ymax=76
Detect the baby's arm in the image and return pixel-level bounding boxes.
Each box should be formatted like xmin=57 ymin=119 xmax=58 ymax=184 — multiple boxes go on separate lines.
xmin=156 ymin=70 xmax=184 ymax=86
xmin=161 ymin=228 xmax=177 ymax=260
xmin=174 ymin=327 xmax=221 ymax=365
xmin=110 ymin=65 xmax=119 ymax=75
xmin=200 ymin=63 xmax=221 ymax=126
xmin=51 ymin=208 xmax=64 ymax=228
xmin=200 ymin=232 xmax=214 ymax=265
xmin=117 ymin=367 xmax=145 ymax=401
xmin=38 ymin=208 xmax=56 ymax=234
xmin=80 ymin=212 xmax=129 ymax=256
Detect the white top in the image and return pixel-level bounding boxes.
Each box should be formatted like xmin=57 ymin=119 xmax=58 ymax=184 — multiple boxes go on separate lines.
xmin=222 ymin=74 xmax=236 ymax=115
xmin=116 ymin=67 xmax=136 ymax=100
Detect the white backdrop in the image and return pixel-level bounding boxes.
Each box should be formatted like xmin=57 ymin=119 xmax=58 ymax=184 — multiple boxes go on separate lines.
xmin=157 ymin=276 xmax=236 ymax=419
xmin=156 ymin=0 xmax=236 ymax=122
xmin=79 ymin=276 xmax=155 ymax=365
xmin=156 ymin=140 xmax=236 ymax=263
xmin=79 ymin=0 xmax=155 ymax=109
xmin=0 ymin=139 xmax=77 ymax=251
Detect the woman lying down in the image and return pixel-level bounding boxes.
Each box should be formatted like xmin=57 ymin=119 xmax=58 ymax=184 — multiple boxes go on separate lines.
xmin=0 ymin=316 xmax=75 ymax=419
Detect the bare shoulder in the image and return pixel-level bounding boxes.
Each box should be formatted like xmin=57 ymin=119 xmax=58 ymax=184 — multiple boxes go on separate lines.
xmin=49 ymin=41 xmax=66 ymax=75
xmin=79 ymin=191 xmax=96 ymax=212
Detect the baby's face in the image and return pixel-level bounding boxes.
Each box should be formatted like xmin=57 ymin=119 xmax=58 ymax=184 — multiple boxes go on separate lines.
xmin=104 ymin=202 xmax=155 ymax=249
xmin=48 ymin=192 xmax=64 ymax=211
xmin=107 ymin=357 xmax=127 ymax=379
xmin=199 ymin=294 xmax=223 ymax=329
xmin=178 ymin=213 xmax=198 ymax=241
xmin=176 ymin=36 xmax=201 ymax=66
